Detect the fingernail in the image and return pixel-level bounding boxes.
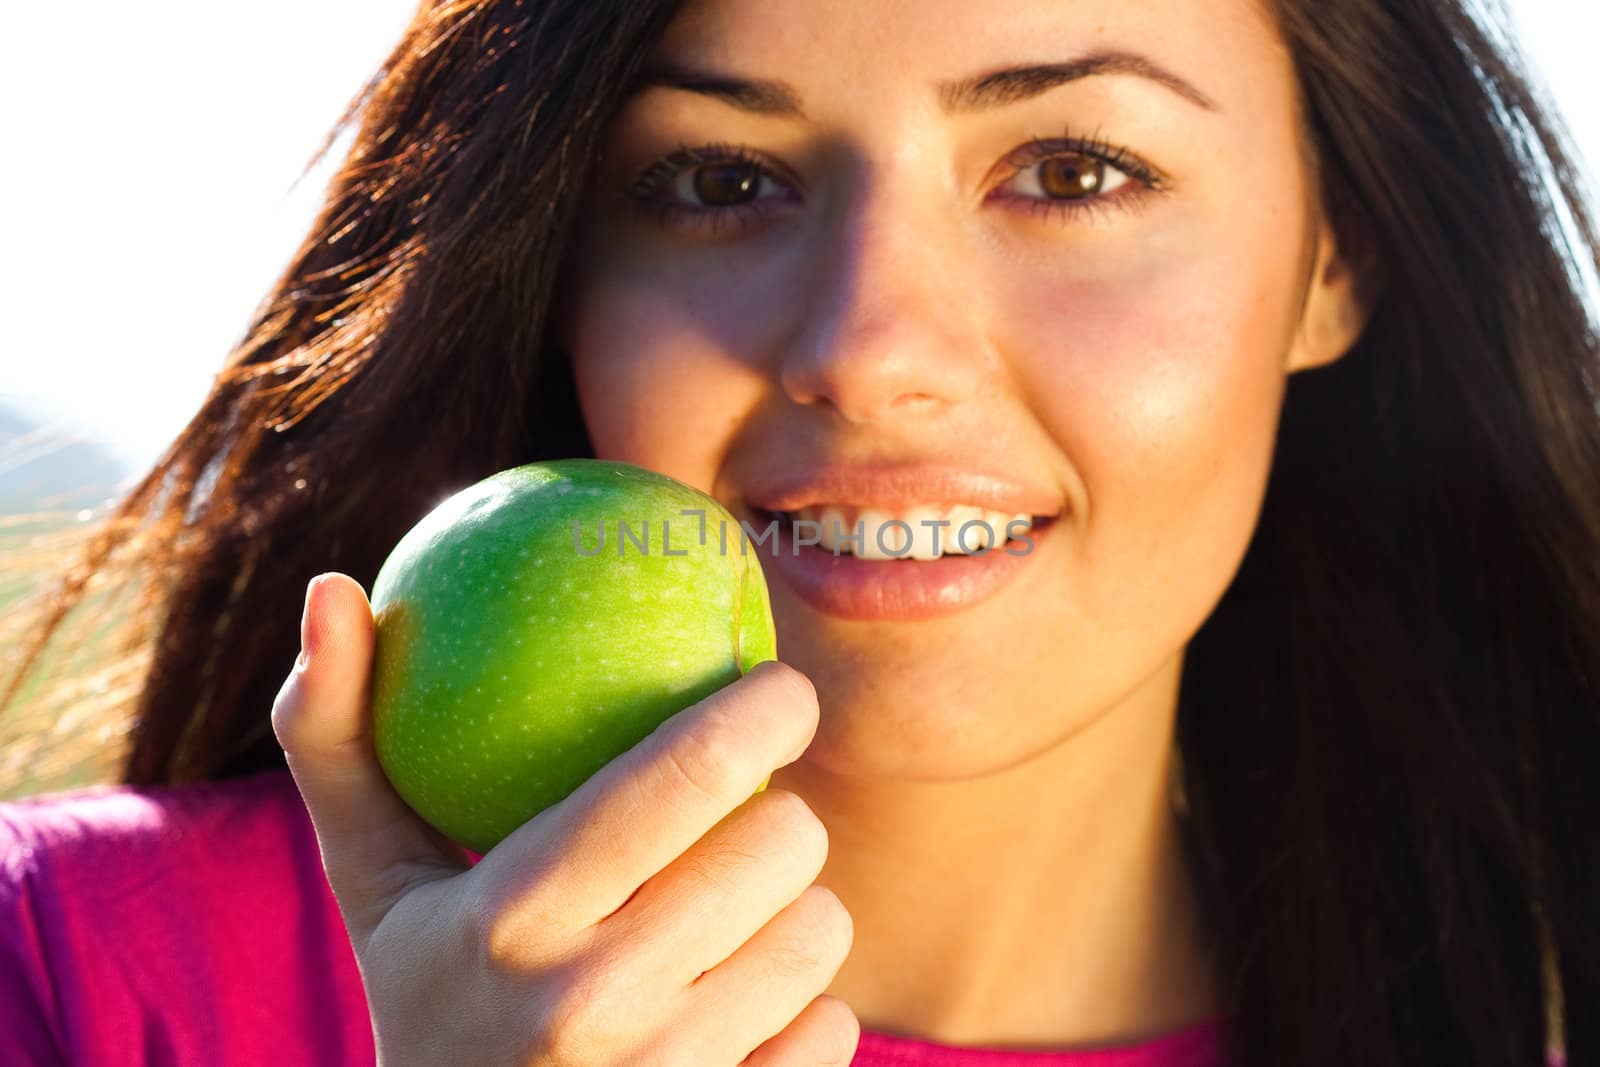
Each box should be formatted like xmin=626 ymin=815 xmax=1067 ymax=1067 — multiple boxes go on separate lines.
xmin=298 ymin=575 xmax=324 ymax=670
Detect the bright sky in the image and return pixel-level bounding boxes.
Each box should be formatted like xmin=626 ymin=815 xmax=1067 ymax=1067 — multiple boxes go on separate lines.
xmin=1 ymin=1 xmax=1595 ymax=471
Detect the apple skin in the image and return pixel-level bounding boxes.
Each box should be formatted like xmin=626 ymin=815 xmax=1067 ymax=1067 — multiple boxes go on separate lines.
xmin=369 ymin=459 xmax=778 ymax=855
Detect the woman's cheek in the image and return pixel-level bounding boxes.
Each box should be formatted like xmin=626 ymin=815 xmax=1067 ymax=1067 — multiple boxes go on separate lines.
xmin=1005 ymin=255 xmax=1289 ymax=626
xmin=569 ymin=287 xmax=763 ymax=491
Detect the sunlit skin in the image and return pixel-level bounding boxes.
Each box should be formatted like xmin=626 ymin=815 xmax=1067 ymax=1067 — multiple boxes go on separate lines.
xmin=551 ymin=0 xmax=1377 ymax=1048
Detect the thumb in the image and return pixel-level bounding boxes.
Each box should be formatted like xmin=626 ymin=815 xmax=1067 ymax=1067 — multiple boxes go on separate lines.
xmin=272 ymin=572 xmax=468 ymax=945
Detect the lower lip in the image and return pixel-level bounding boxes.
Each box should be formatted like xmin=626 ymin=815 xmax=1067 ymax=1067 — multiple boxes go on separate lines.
xmin=751 ymin=511 xmax=1057 ymax=621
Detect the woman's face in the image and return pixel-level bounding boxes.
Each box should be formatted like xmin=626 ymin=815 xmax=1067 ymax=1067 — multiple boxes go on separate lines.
xmin=552 ymin=0 xmax=1371 ymax=780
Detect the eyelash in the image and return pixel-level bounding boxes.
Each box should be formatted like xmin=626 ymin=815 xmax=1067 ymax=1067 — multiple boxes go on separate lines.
xmin=625 ymin=124 xmax=1168 ymax=235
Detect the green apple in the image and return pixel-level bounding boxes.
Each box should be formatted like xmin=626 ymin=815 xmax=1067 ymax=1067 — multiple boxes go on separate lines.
xmin=369 ymin=459 xmax=778 ymax=855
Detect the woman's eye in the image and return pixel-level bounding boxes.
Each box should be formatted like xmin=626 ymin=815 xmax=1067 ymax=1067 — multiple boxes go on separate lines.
xmin=671 ymin=160 xmax=787 ymax=209
xmin=1003 ymin=152 xmax=1130 ymax=204
xmin=991 ymin=135 xmax=1163 ymax=225
xmin=626 ymin=141 xmax=797 ymax=235
xmin=628 ymin=134 xmax=1162 ymax=235
xmin=658 ymin=158 xmax=793 ymax=227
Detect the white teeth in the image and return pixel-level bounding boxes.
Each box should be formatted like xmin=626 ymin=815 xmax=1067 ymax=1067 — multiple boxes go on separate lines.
xmin=987 ymin=509 xmax=1034 ymax=548
xmin=1002 ymin=513 xmax=1036 ymax=542
xmin=948 ymin=505 xmax=990 ymax=552
xmin=855 ymin=508 xmax=901 ymax=559
xmin=814 ymin=505 xmax=851 ymax=553
xmin=904 ymin=506 xmax=943 ymax=560
xmin=789 ymin=503 xmax=1041 ymax=558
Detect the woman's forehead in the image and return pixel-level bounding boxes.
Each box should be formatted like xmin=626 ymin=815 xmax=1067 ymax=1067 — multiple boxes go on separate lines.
xmin=646 ymin=0 xmax=1287 ymax=113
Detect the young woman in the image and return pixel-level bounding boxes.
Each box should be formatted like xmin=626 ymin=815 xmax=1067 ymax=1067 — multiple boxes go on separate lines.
xmin=2 ymin=0 xmax=1595 ymax=1063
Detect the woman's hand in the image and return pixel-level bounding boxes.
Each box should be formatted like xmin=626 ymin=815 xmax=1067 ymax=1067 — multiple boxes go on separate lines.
xmin=271 ymin=572 xmax=859 ymax=1066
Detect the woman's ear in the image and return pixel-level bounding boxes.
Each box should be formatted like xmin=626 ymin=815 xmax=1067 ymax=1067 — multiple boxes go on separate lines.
xmin=1286 ymin=201 xmax=1385 ymax=373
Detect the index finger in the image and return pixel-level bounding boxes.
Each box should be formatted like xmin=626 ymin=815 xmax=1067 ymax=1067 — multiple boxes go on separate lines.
xmin=470 ymin=659 xmax=819 ymax=928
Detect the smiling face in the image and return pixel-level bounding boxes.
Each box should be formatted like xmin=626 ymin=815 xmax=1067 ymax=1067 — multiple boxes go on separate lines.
xmin=551 ymin=0 xmax=1374 ymax=781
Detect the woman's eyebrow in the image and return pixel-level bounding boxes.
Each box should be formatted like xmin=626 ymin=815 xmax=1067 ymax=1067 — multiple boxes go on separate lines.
xmin=627 ymin=50 xmax=1220 ymax=117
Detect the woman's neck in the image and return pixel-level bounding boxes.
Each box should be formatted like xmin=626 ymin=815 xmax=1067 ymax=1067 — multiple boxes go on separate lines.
xmin=768 ymin=652 xmax=1218 ymax=1050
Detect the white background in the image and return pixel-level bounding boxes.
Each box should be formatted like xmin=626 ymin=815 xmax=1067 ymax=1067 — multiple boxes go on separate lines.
xmin=0 ymin=0 xmax=1595 ymax=472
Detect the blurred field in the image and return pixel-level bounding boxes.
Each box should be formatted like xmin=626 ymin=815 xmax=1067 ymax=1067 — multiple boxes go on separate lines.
xmin=0 ymin=508 xmax=138 ymax=801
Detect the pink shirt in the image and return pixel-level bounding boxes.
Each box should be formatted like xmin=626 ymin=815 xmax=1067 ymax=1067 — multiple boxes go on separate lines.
xmin=0 ymin=771 xmax=1555 ymax=1066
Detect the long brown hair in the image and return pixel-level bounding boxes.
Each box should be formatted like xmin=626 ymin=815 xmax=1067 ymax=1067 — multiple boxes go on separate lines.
xmin=4 ymin=1 xmax=1596 ymax=1063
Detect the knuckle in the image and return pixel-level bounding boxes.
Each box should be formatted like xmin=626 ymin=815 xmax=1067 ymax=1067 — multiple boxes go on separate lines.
xmin=478 ymin=906 xmax=526 ymax=972
xmin=473 ymin=885 xmax=568 ymax=973
xmin=660 ymin=723 xmax=744 ymax=806
xmin=797 ymin=885 xmax=854 ymax=960
xmin=268 ymin=672 xmax=305 ymax=745
xmin=535 ymin=964 xmax=623 ymax=1062
xmin=767 ymin=939 xmax=821 ymax=982
xmin=760 ymin=888 xmax=852 ymax=987
xmin=757 ymin=789 xmax=829 ymax=867
xmin=732 ymin=662 xmax=812 ymax=764
xmin=767 ymin=660 xmax=819 ymax=710
xmin=682 ymin=839 xmax=758 ymax=897
xmin=764 ymin=664 xmax=820 ymax=743
xmin=811 ymin=996 xmax=863 ymax=1066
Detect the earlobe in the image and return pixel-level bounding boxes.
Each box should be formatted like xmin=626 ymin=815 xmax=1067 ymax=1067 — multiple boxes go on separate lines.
xmin=1287 ymin=209 xmax=1384 ymax=373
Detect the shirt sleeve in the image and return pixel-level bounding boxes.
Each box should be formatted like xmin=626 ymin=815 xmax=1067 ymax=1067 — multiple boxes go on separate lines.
xmin=0 ymin=806 xmax=70 ymax=1066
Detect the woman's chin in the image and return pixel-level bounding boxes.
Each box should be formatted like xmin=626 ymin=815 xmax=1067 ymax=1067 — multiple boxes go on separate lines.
xmin=768 ymin=660 xmax=1064 ymax=783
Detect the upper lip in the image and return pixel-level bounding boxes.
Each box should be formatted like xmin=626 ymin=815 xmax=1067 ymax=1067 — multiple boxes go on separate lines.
xmin=745 ymin=463 xmax=1063 ymax=517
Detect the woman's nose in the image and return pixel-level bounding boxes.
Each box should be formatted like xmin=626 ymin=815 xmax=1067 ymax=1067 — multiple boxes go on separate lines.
xmin=777 ymin=187 xmax=991 ymax=425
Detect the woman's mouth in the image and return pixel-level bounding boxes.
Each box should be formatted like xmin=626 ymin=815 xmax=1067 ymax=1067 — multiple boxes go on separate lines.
xmin=770 ymin=504 xmax=1045 ymax=558
xmin=745 ymin=505 xmax=1059 ymax=621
